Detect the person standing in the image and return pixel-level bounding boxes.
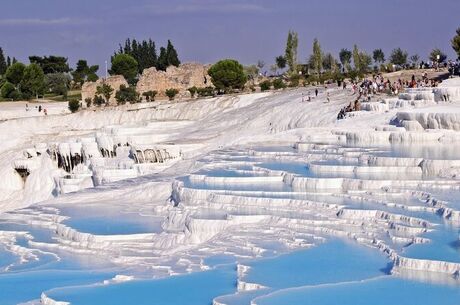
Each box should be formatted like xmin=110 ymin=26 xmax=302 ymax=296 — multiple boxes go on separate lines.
xmin=315 ymin=88 xmax=319 ymax=97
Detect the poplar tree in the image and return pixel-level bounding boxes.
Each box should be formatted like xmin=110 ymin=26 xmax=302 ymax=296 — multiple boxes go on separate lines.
xmin=285 ymin=30 xmax=298 ymax=75
xmin=312 ymin=38 xmax=323 ymax=77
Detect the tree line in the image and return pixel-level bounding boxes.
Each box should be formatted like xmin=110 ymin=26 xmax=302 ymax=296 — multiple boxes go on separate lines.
xmin=269 ymin=27 xmax=460 ymax=83
xmin=0 ymin=38 xmax=181 ymax=101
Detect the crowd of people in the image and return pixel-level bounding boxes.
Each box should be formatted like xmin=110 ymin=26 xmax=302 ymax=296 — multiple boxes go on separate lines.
xmin=336 ymin=72 xmax=445 ymax=120
xmin=348 ymin=73 xmax=441 ymax=98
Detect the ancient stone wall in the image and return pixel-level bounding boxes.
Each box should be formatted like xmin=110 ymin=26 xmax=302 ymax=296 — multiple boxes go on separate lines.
xmin=81 ymin=75 xmax=128 ymax=106
xmin=136 ymin=63 xmax=212 ymax=99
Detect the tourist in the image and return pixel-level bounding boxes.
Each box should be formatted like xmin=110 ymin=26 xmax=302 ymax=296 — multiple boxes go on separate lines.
xmin=38 ymin=105 xmax=42 ymax=112
xmin=315 ymin=88 xmax=318 ymax=97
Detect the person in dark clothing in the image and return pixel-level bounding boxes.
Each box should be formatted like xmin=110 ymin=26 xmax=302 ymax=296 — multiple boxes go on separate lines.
xmin=315 ymin=88 xmax=318 ymax=97
xmin=38 ymin=105 xmax=42 ymax=112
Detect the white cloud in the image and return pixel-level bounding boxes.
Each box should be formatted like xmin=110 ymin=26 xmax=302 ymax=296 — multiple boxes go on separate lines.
xmin=0 ymin=18 xmax=88 ymax=26
xmin=144 ymin=1 xmax=268 ymax=15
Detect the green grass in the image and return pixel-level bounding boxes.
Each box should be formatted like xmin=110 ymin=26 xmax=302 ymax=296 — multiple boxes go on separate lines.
xmin=44 ymin=90 xmax=82 ymax=102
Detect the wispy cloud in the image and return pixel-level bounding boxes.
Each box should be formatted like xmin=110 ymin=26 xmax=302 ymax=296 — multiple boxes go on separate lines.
xmin=0 ymin=18 xmax=90 ymax=26
xmin=142 ymin=0 xmax=268 ymax=16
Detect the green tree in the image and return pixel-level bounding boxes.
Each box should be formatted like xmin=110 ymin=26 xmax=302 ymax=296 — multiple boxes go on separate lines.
xmin=114 ymin=38 xmax=158 ymax=73
xmin=96 ymin=83 xmax=114 ymax=104
xmin=20 ymin=63 xmax=46 ymax=99
xmin=352 ymin=45 xmax=361 ymax=71
xmin=0 ymin=47 xmax=7 ymax=76
xmin=72 ymin=60 xmax=99 ymax=86
xmin=115 ymin=85 xmax=139 ymax=104
xmin=452 ymin=28 xmax=460 ymax=59
xmin=429 ymin=48 xmax=447 ymax=63
xmin=157 ymin=47 xmax=168 ymax=71
xmin=373 ymin=49 xmax=385 ymax=64
xmin=1 ymin=82 xmax=16 ymax=99
xmin=5 ymin=62 xmax=26 ymax=86
xmin=339 ymin=49 xmax=352 ymax=72
xmin=165 ymin=88 xmax=179 ymax=100
xmin=352 ymin=45 xmax=371 ymax=76
xmin=275 ymin=56 xmax=286 ymax=70
xmin=389 ymin=48 xmax=408 ymax=66
xmin=29 ymin=55 xmax=70 ymax=74
xmin=110 ymin=54 xmax=138 ymax=84
xmin=165 ymin=40 xmax=180 ymax=68
xmin=322 ymin=53 xmax=338 ymax=73
xmin=46 ymin=73 xmax=71 ymax=97
xmin=359 ymin=52 xmax=372 ymax=74
xmin=285 ymin=30 xmax=299 ymax=74
xmin=208 ymin=59 xmax=247 ymax=93
xmin=312 ymin=38 xmax=323 ymax=77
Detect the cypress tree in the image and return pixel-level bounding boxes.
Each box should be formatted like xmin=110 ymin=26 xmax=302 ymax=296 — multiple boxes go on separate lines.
xmin=0 ymin=47 xmax=7 ymax=75
xmin=157 ymin=47 xmax=168 ymax=71
xmin=165 ymin=40 xmax=180 ymax=67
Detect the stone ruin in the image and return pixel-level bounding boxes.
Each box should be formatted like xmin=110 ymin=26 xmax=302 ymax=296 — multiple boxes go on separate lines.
xmin=81 ymin=75 xmax=128 ymax=106
xmin=81 ymin=63 xmax=212 ymax=104
xmin=136 ymin=62 xmax=212 ymax=99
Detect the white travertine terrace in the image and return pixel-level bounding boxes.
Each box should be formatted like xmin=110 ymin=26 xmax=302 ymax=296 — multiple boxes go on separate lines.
xmin=1 ymin=79 xmax=460 ymax=304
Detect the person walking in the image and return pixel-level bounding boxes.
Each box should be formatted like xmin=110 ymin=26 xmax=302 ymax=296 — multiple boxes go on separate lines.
xmin=315 ymin=88 xmax=318 ymax=97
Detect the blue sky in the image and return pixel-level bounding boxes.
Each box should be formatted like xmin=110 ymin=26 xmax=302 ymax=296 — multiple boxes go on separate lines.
xmin=0 ymin=0 xmax=459 ymax=70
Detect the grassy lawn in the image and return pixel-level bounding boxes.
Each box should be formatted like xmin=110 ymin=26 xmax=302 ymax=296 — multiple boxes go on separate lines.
xmin=44 ymin=90 xmax=81 ymax=102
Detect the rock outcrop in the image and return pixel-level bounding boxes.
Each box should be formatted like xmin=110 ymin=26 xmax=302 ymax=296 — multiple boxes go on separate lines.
xmin=81 ymin=75 xmax=128 ymax=106
xmin=136 ymin=63 xmax=212 ymax=99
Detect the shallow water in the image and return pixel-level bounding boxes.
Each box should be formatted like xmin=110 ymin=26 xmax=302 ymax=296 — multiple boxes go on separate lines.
xmin=47 ymin=265 xmax=237 ymax=305
xmin=243 ymin=240 xmax=390 ymax=288
xmin=255 ymin=277 xmax=460 ymax=305
xmin=1 ymin=142 xmax=460 ymax=304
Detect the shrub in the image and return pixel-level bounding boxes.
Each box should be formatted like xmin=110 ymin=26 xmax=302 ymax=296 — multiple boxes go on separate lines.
xmin=272 ymin=78 xmax=286 ymax=90
xmin=85 ymin=98 xmax=92 ymax=108
xmin=259 ymin=80 xmax=271 ymax=91
xmin=165 ymin=88 xmax=179 ymax=101
xmin=197 ymin=87 xmax=215 ymax=97
xmin=96 ymin=83 xmax=113 ymax=104
xmin=68 ymin=99 xmax=80 ymax=113
xmin=208 ymin=59 xmax=247 ymax=93
xmin=115 ymin=85 xmax=138 ymax=105
xmin=188 ymin=86 xmax=198 ymax=98
xmin=93 ymin=95 xmax=105 ymax=106
xmin=1 ymin=81 xmax=15 ymax=99
xmin=142 ymin=90 xmax=157 ymax=102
